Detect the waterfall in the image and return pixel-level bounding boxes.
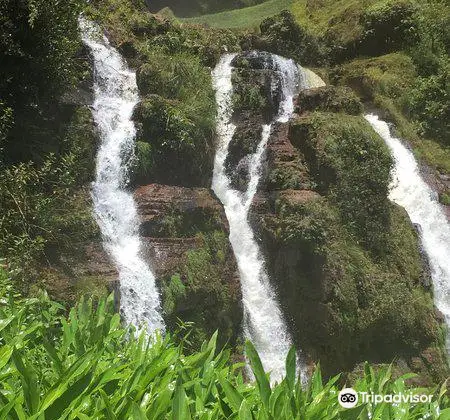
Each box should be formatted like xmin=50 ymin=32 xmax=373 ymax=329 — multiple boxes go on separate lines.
xmin=212 ymin=53 xmax=313 ymax=381
xmin=365 ymin=114 xmax=450 ymax=351
xmin=80 ymin=18 xmax=164 ymax=333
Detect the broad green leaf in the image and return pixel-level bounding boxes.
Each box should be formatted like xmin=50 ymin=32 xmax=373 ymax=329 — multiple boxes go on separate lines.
xmin=238 ymin=400 xmax=252 ymax=420
xmin=218 ymin=376 xmax=244 ymax=412
xmin=245 ymin=341 xmax=271 ymax=409
xmin=285 ymin=346 xmax=296 ymax=392
xmin=172 ymin=376 xmax=191 ymax=420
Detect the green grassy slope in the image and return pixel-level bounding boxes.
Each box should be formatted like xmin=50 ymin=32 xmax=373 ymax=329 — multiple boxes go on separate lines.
xmin=181 ymin=0 xmax=293 ymax=28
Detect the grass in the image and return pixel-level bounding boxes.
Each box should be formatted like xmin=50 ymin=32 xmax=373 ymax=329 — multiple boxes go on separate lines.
xmin=331 ymin=52 xmax=450 ymax=173
xmin=181 ymin=0 xmax=293 ymax=29
xmin=292 ymin=0 xmax=366 ymax=34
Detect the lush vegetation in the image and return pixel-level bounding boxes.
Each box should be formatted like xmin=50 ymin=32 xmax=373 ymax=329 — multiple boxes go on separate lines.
xmin=148 ymin=0 xmax=267 ymax=17
xmin=0 ymin=270 xmax=449 ymax=418
xmin=179 ymin=0 xmax=449 ymax=179
xmin=294 ymin=0 xmax=449 ymax=176
xmin=257 ymin=109 xmax=448 ymax=380
xmin=0 ymin=0 xmax=99 ymax=287
xmin=87 ymin=0 xmax=240 ymax=187
xmin=181 ymin=0 xmax=293 ymax=28
xmin=0 ymin=0 xmax=448 ymax=413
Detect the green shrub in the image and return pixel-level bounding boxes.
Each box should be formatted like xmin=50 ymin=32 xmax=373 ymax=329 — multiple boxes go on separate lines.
xmin=331 ymin=53 xmax=450 ymax=172
xmin=360 ymin=0 xmax=420 ymax=55
xmin=0 ymin=0 xmax=85 ymax=104
xmin=259 ymin=10 xmax=324 ymax=66
xmin=162 ymin=273 xmax=186 ymax=315
xmin=133 ymin=94 xmax=214 ymax=186
xmin=407 ymin=61 xmax=449 ymax=143
xmin=131 ymin=141 xmax=153 ymax=183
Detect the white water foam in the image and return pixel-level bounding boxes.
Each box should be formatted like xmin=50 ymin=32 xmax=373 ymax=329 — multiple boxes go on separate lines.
xmin=80 ymin=18 xmax=164 ymax=332
xmin=365 ymin=114 xmax=450 ymax=351
xmin=212 ymin=53 xmax=312 ymax=381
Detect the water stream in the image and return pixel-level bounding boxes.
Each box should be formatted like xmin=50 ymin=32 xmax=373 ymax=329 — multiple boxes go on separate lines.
xmin=211 ymin=53 xmax=321 ymax=380
xmin=80 ymin=18 xmax=164 ymax=333
xmin=366 ymin=114 xmax=450 ymax=351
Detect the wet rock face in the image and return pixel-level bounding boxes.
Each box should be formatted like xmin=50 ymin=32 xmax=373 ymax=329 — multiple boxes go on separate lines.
xmin=260 ymin=121 xmax=311 ymax=191
xmin=224 ymin=114 xmax=263 ymax=191
xmin=225 ymin=51 xmax=296 ymax=191
xmin=134 ymin=184 xmax=243 ymax=349
xmin=232 ymin=51 xmax=286 ymax=121
xmin=135 ymin=184 xmax=229 ymax=237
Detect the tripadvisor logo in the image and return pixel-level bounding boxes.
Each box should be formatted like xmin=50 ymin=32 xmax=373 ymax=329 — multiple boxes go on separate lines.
xmin=338 ymin=388 xmax=434 ymax=408
xmin=338 ymin=388 xmax=358 ymax=408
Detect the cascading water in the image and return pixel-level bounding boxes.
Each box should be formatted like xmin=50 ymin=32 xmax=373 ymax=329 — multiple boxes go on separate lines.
xmin=212 ymin=52 xmax=317 ymax=381
xmin=365 ymin=114 xmax=450 ymax=351
xmin=80 ymin=18 xmax=164 ymax=332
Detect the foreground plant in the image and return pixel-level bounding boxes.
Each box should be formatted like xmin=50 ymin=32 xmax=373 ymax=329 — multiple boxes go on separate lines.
xmin=0 ymin=269 xmax=448 ymax=418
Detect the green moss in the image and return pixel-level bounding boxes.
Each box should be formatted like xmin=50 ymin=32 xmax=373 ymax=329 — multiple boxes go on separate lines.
xmin=146 ymin=207 xmax=224 ymax=238
xmin=439 ymin=192 xmax=450 ymax=206
xmin=331 ymin=52 xmax=417 ymax=101
xmin=297 ymin=86 xmax=363 ymax=115
xmin=160 ymin=231 xmax=241 ymax=350
xmin=267 ymin=165 xmax=310 ymax=190
xmin=265 ymin=192 xmax=444 ymax=376
xmin=291 ymin=112 xmax=393 ymax=254
xmin=185 ymin=232 xmax=230 ymax=291
xmin=74 ymin=275 xmax=110 ymax=301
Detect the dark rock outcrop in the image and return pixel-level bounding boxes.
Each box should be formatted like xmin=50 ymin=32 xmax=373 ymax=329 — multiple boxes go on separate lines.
xmin=134 ymin=184 xmax=243 ymax=349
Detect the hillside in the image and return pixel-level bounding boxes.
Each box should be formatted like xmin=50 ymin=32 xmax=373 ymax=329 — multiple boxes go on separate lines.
xmin=181 ymin=0 xmax=293 ymax=28
xmin=181 ymin=0 xmax=449 ymax=200
xmin=0 ymin=0 xmax=449 ymax=416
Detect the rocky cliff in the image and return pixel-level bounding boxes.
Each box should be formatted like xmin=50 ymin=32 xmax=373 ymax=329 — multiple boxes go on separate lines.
xmin=72 ymin=0 xmax=448 ymax=381
xmin=244 ymin=83 xmax=448 ymax=383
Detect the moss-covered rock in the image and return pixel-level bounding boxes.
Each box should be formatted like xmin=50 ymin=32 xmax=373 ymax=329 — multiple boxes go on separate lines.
xmin=134 ymin=184 xmax=242 ymax=350
xmin=133 ymin=94 xmax=214 ymax=186
xmin=160 ymin=231 xmax=242 ymax=350
xmin=296 ymin=86 xmax=363 ymax=115
xmin=245 ymin=106 xmax=447 ymax=382
xmin=290 ymin=112 xmax=393 ymax=255
xmin=253 ymin=189 xmax=446 ymax=380
xmin=257 ymin=10 xmax=323 ymax=66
